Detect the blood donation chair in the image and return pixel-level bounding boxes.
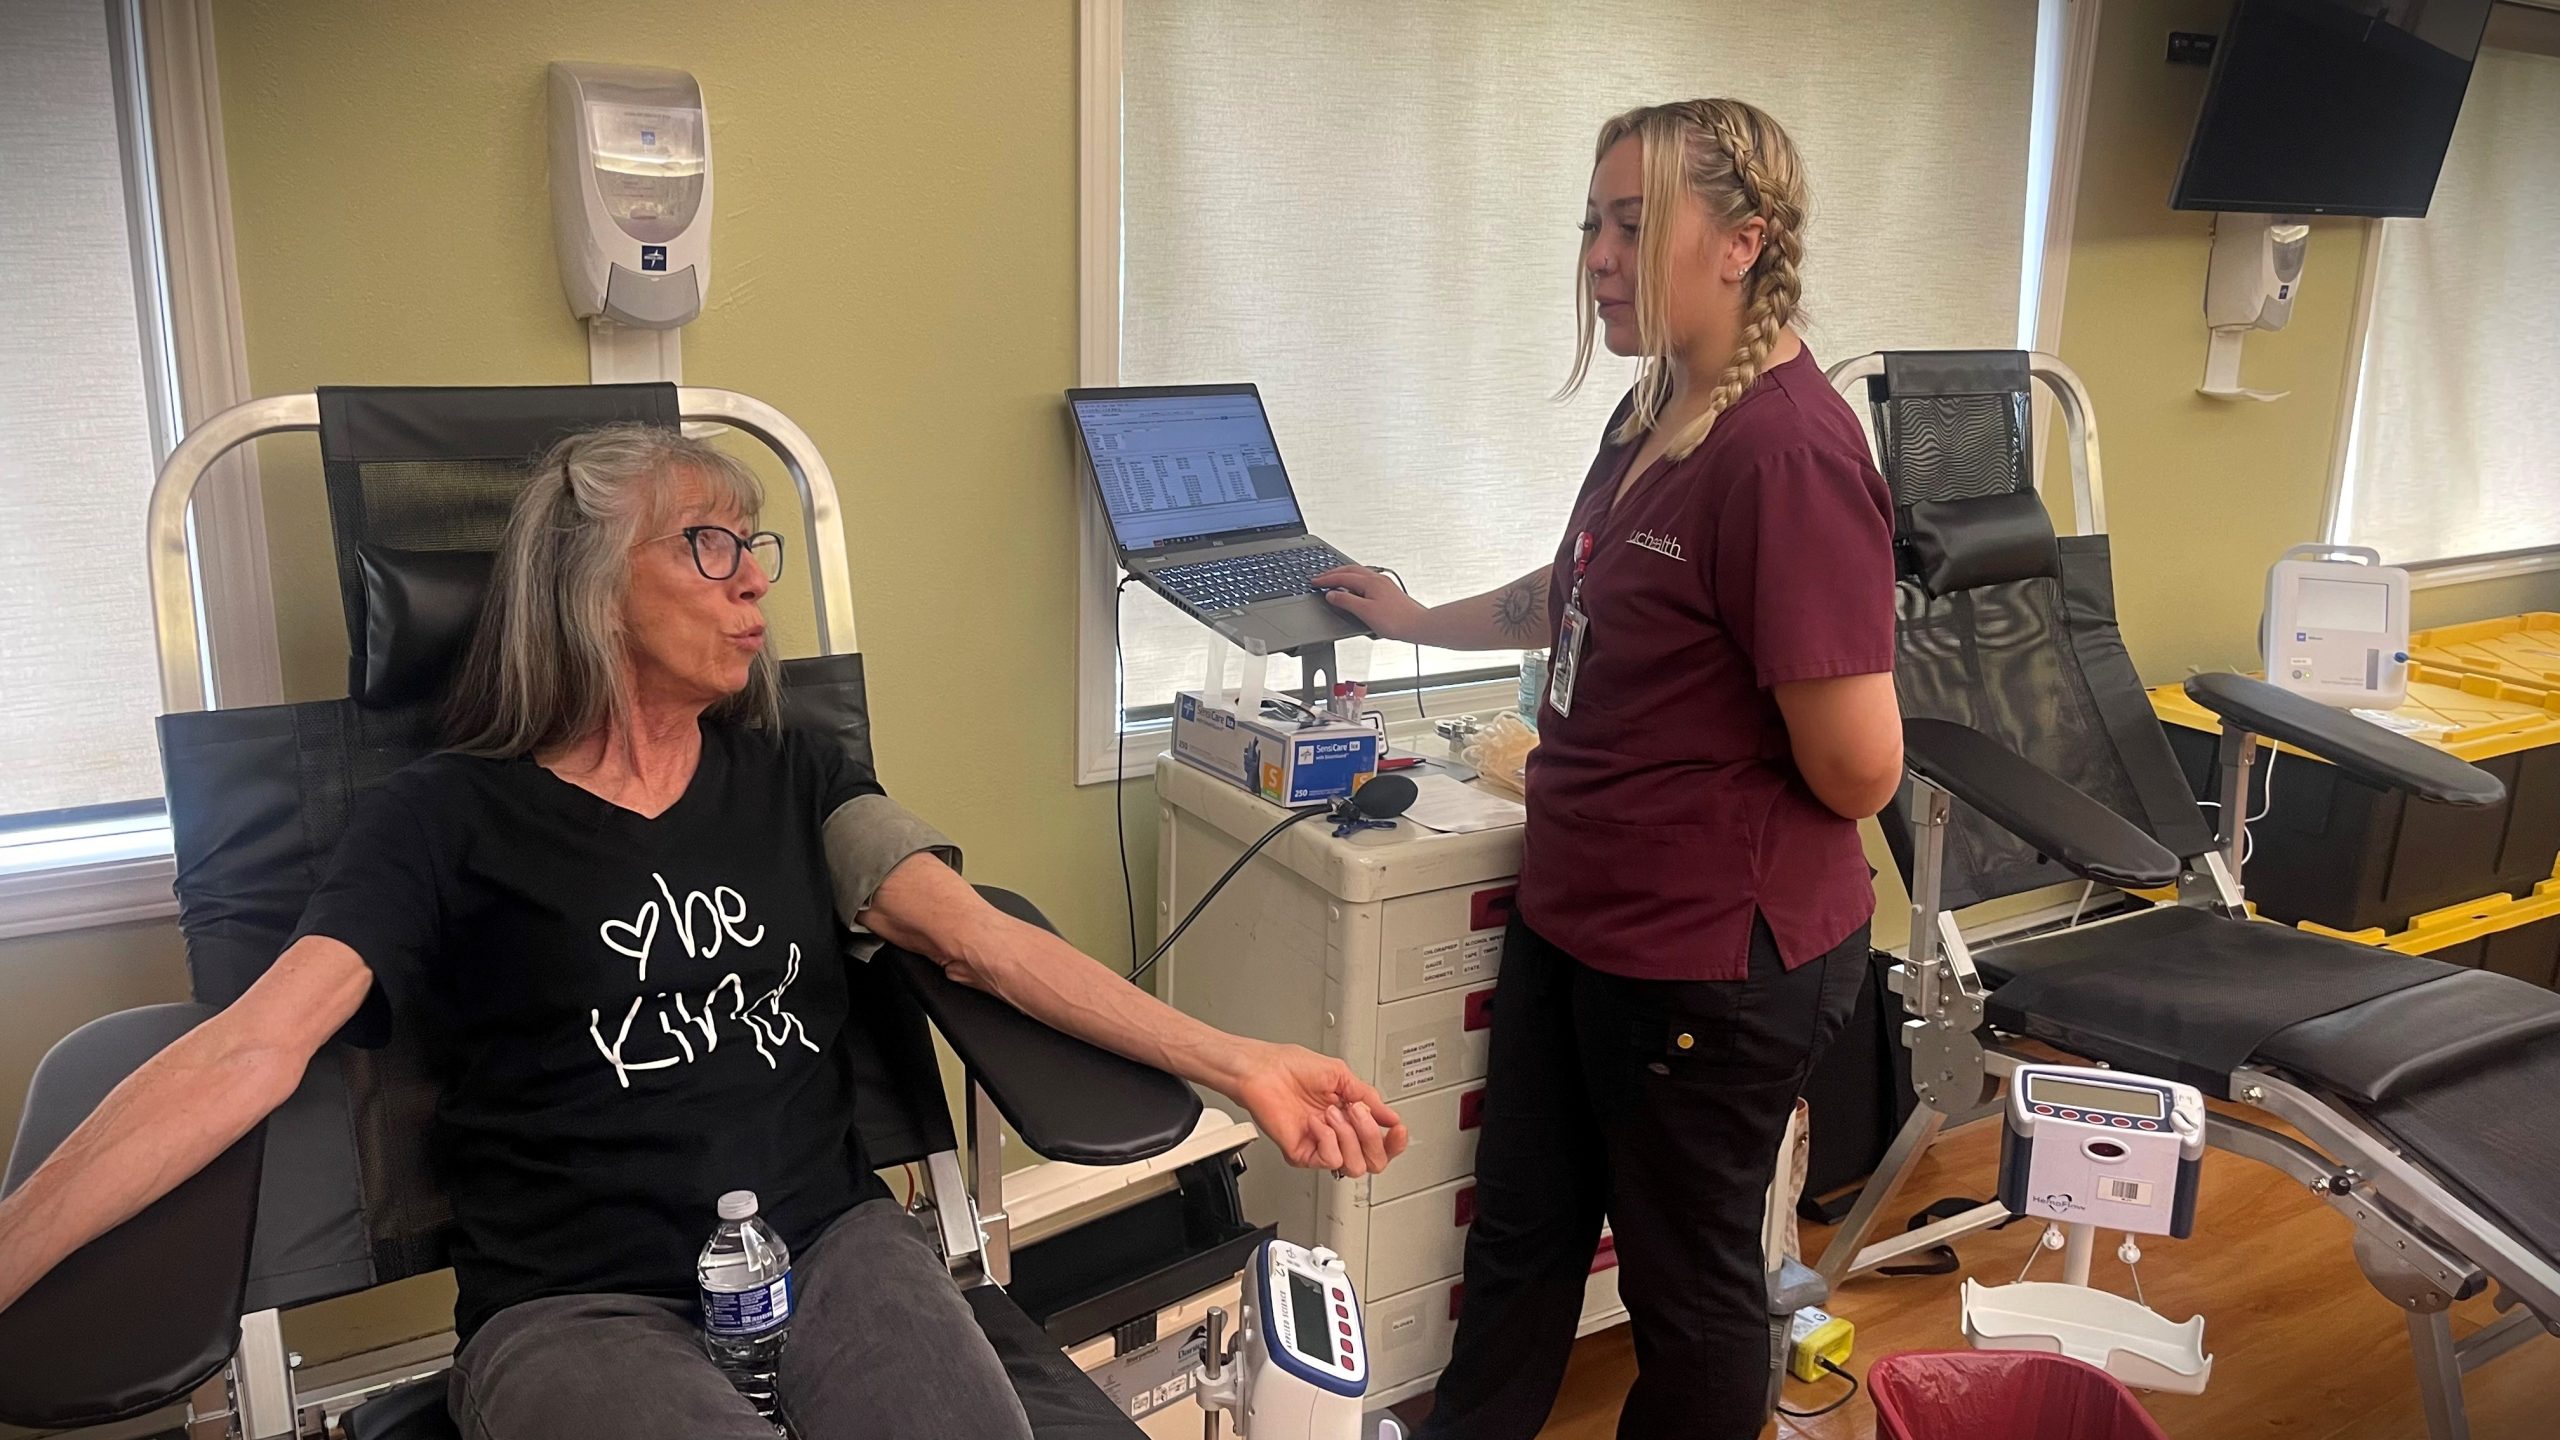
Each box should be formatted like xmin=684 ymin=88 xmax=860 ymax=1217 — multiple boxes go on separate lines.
xmin=1812 ymin=351 xmax=2560 ymax=1440
xmin=0 ymin=386 xmax=1267 ymax=1440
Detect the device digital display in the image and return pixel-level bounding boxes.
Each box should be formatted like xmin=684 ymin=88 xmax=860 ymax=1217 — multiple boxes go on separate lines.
xmin=2172 ymin=0 xmax=2494 ymax=218
xmin=1070 ymin=388 xmax=1307 ymax=552
xmin=2028 ymin=1075 xmax=2167 ymax=1119
xmin=1287 ymin=1270 xmax=1332 ymax=1361
xmin=2297 ymin=576 xmax=2391 ymax=633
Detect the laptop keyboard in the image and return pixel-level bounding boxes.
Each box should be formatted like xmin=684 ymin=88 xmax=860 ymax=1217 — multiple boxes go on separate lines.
xmin=1153 ymin=544 xmax=1350 ymax=612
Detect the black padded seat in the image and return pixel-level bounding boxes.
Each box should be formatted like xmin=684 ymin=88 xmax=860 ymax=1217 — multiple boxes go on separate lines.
xmin=1977 ymin=907 xmax=2560 ymax=1263
xmin=2250 ymin=970 xmax=2560 ymax=1270
xmin=2355 ymin=1036 xmax=2560 ymax=1277
xmin=1977 ymin=906 xmax=2454 ymax=1093
xmin=2257 ymin=967 xmax=2560 ymax=1105
xmin=340 ymin=1282 xmax=1147 ymax=1440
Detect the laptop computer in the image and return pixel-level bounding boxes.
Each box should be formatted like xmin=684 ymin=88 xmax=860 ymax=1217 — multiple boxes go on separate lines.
xmin=1067 ymin=383 xmax=1372 ymax=654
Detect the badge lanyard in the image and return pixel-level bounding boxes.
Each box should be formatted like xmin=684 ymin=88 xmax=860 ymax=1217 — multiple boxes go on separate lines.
xmin=1548 ymin=529 xmax=1594 ymax=717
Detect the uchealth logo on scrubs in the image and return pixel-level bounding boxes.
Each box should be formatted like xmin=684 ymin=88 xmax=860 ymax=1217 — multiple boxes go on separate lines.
xmin=1628 ymin=529 xmax=1687 ymax=561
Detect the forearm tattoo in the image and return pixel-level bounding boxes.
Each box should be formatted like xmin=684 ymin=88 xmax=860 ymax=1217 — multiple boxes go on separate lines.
xmin=1491 ymin=573 xmax=1552 ymax=645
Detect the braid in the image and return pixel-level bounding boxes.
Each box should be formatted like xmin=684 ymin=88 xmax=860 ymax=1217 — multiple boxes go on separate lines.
xmin=1666 ymin=102 xmax=1808 ymax=461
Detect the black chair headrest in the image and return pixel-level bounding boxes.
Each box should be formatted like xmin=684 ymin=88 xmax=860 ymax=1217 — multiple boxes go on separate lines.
xmin=355 ymin=545 xmax=494 ymax=709
xmin=319 ymin=384 xmax=681 ymax=712
xmin=1902 ymin=490 xmax=2060 ymax=599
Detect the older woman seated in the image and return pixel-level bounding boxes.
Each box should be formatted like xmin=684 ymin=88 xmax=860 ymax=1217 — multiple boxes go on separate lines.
xmin=0 ymin=425 xmax=1408 ymax=1440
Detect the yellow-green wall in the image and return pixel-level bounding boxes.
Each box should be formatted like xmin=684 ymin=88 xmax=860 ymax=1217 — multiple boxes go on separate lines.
xmin=6 ymin=0 xmax=2557 ymax=1387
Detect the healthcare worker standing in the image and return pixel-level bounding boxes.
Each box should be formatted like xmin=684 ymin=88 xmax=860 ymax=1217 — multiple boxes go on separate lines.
xmin=1314 ymin=99 xmax=1902 ymax=1439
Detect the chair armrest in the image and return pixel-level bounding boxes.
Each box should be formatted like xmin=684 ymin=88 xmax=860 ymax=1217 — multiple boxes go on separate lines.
xmin=0 ymin=1004 xmax=265 ymax=1430
xmin=1903 ymin=718 xmax=2181 ymax=890
xmin=2182 ymin=672 xmax=2505 ymax=808
xmin=883 ymin=886 xmax=1204 ymax=1166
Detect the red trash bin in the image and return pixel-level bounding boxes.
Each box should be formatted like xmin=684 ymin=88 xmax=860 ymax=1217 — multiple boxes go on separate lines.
xmin=1868 ymin=1351 xmax=2172 ymax=1440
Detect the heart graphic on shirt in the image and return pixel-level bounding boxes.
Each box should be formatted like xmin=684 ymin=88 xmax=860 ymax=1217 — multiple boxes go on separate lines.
xmin=599 ymin=903 xmax=661 ymax=980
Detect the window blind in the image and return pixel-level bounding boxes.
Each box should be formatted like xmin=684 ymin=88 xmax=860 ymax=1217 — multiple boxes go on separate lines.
xmin=2338 ymin=30 xmax=2560 ymax=566
xmin=0 ymin=0 xmax=167 ymax=820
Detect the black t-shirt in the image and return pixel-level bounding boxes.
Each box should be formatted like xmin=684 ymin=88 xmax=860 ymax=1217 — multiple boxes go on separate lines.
xmin=297 ymin=721 xmax=893 ymax=1339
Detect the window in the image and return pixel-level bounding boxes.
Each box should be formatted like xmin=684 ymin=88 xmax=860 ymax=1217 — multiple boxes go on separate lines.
xmin=0 ymin=0 xmax=264 ymax=937
xmin=1080 ymin=0 xmax=2049 ymax=777
xmin=2333 ymin=8 xmax=2560 ymax=572
xmin=0 ymin=0 xmax=171 ymax=828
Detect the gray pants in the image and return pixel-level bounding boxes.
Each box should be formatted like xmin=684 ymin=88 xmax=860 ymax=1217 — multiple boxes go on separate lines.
xmin=447 ymin=1197 xmax=1034 ymax=1440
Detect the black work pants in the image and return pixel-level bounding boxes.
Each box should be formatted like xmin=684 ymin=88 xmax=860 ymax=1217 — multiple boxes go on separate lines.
xmin=1417 ymin=914 xmax=1866 ymax=1440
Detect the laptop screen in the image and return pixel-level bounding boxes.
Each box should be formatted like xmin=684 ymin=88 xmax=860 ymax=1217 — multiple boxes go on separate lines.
xmin=1069 ymin=386 xmax=1306 ymax=553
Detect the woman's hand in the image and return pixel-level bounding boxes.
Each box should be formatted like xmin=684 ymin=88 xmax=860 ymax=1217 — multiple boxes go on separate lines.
xmin=1313 ymin=565 xmax=1433 ymax=644
xmin=1225 ymin=1040 xmax=1410 ymax=1177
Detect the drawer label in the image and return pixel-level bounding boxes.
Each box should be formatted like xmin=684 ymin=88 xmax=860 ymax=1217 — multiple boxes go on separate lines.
xmin=1399 ymin=1037 xmax=1440 ymax=1089
xmin=1406 ymin=937 xmax=1463 ymax=983
xmin=1400 ymin=932 xmax=1502 ymax=989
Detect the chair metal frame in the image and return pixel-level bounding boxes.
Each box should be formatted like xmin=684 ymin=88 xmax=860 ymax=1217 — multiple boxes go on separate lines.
xmin=1813 ymin=352 xmax=2560 ymax=1440
xmin=138 ymin=389 xmax=1021 ymax=1440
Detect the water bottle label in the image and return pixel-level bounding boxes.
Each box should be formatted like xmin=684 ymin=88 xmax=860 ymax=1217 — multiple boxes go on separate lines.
xmin=701 ymin=1273 xmax=793 ymax=1338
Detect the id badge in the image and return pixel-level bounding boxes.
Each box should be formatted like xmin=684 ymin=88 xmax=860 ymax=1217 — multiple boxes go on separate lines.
xmin=1549 ymin=599 xmax=1588 ymax=717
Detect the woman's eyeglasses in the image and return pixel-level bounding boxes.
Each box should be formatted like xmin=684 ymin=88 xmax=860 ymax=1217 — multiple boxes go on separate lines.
xmin=640 ymin=525 xmax=786 ymax=583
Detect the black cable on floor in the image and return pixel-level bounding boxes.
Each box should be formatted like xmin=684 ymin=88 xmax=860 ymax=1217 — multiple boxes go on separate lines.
xmin=1776 ymin=1357 xmax=1861 ymax=1421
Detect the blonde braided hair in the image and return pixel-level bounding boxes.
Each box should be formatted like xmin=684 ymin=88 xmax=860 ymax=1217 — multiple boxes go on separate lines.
xmin=1562 ymin=99 xmax=1809 ymax=462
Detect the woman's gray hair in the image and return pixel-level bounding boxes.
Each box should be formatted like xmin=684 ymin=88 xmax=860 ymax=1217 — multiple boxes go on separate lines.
xmin=444 ymin=423 xmax=781 ymax=757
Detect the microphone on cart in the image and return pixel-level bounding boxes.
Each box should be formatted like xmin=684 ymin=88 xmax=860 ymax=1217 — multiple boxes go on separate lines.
xmin=1127 ymin=775 xmax=1418 ymax=988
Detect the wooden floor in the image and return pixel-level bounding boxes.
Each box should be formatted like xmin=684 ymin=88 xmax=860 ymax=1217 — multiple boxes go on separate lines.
xmin=1396 ymin=1109 xmax=2558 ymax=1439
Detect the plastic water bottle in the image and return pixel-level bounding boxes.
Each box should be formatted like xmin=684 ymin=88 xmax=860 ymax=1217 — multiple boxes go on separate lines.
xmin=1518 ymin=651 xmax=1548 ymax=730
xmin=698 ymin=1190 xmax=793 ymax=1430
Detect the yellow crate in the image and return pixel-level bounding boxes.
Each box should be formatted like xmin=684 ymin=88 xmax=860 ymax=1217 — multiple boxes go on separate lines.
xmin=2147 ymin=663 xmax=2560 ymax=766
xmin=2299 ymin=866 xmax=2560 ymax=955
xmin=2121 ymin=866 xmax=2560 ymax=984
xmin=2410 ymin=612 xmax=2560 ymax=691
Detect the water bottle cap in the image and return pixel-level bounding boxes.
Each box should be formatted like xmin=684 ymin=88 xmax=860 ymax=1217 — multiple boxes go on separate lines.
xmin=717 ymin=1190 xmax=759 ymax=1222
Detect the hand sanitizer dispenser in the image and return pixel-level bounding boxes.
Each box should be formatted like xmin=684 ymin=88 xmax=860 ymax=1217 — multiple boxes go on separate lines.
xmin=548 ymin=62 xmax=711 ymax=358
xmin=2198 ymin=213 xmax=2308 ymax=402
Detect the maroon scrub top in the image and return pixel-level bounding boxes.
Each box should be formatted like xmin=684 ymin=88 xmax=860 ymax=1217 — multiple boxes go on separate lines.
xmin=1518 ymin=346 xmax=1895 ymax=981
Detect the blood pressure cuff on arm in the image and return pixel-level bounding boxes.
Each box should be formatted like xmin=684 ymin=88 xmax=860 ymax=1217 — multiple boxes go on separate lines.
xmin=823 ymin=794 xmax=964 ymax=957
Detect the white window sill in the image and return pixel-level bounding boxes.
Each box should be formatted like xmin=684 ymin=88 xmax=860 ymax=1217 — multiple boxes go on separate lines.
xmin=2406 ymin=545 xmax=2560 ymax=591
xmin=0 ymin=820 xmax=179 ymax=941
